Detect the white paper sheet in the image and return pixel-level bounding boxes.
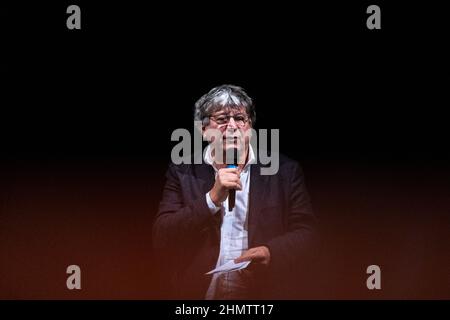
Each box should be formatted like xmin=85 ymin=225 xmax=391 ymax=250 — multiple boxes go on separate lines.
xmin=205 ymin=260 xmax=251 ymax=275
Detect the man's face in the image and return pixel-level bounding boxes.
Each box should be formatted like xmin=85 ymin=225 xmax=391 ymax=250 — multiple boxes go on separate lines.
xmin=203 ymin=106 xmax=252 ymax=162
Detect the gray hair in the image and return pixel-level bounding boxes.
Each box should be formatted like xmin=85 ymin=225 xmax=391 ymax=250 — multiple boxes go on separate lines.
xmin=194 ymin=84 xmax=256 ymax=126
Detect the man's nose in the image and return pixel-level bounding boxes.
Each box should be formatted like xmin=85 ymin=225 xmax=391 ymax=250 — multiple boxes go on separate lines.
xmin=226 ymin=117 xmax=238 ymax=129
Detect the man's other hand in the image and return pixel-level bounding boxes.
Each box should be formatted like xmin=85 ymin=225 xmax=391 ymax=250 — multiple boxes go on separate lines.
xmin=234 ymin=246 xmax=271 ymax=266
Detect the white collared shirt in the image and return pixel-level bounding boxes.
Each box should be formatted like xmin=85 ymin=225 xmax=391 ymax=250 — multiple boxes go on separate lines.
xmin=203 ymin=144 xmax=256 ymax=299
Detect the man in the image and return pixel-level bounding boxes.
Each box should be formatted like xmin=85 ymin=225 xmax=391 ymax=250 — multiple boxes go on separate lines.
xmin=152 ymin=84 xmax=319 ymax=299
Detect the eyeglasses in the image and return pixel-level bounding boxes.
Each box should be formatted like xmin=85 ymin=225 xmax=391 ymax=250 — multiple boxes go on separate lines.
xmin=209 ymin=114 xmax=249 ymax=127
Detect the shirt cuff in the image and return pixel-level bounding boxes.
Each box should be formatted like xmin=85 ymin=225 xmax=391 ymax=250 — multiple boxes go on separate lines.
xmin=206 ymin=192 xmax=222 ymax=214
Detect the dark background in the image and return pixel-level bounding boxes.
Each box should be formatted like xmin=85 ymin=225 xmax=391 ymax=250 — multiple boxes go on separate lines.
xmin=1 ymin=1 xmax=449 ymax=299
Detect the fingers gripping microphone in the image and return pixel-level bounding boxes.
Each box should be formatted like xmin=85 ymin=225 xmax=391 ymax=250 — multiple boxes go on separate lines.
xmin=226 ymin=149 xmax=238 ymax=211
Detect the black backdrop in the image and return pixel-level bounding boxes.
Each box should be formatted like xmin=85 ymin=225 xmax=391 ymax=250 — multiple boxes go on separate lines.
xmin=1 ymin=1 xmax=449 ymax=299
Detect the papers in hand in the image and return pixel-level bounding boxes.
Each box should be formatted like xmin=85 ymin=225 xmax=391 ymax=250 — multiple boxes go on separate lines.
xmin=205 ymin=260 xmax=251 ymax=275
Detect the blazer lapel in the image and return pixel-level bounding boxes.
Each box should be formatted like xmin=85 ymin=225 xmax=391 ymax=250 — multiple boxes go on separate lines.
xmin=192 ymin=163 xmax=222 ymax=240
xmin=193 ymin=163 xmax=215 ymax=195
xmin=248 ymin=162 xmax=269 ymax=246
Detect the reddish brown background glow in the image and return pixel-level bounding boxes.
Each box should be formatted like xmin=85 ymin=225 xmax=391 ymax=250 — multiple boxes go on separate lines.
xmin=1 ymin=160 xmax=448 ymax=299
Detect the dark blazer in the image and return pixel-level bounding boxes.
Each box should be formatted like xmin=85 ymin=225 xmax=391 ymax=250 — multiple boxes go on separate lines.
xmin=152 ymin=153 xmax=319 ymax=299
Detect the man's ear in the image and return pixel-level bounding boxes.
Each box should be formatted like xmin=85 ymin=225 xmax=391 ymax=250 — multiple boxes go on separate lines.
xmin=194 ymin=120 xmax=207 ymax=141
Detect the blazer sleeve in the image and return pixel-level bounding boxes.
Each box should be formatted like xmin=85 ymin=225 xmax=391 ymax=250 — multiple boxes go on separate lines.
xmin=152 ymin=163 xmax=217 ymax=250
xmin=265 ymin=161 xmax=320 ymax=272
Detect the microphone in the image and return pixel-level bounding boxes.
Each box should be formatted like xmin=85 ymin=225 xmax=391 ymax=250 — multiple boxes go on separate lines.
xmin=226 ymin=149 xmax=238 ymax=212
